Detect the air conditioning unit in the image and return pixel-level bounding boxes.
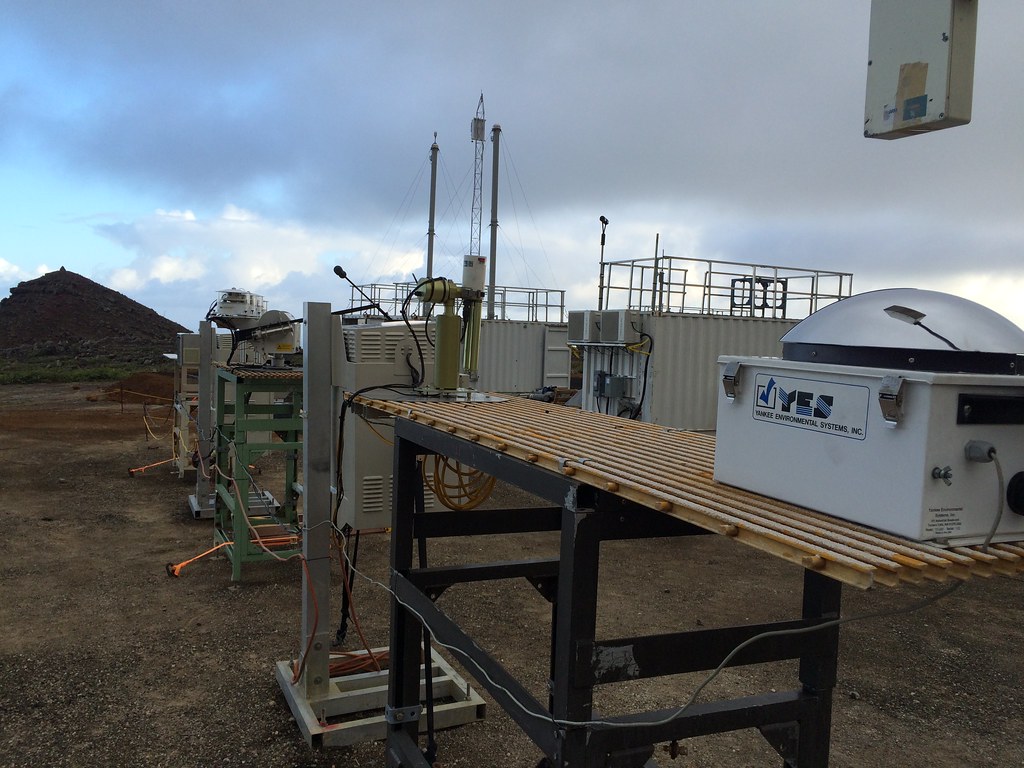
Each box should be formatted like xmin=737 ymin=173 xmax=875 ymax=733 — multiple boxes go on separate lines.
xmin=600 ymin=310 xmax=641 ymax=344
xmin=568 ymin=310 xmax=602 ymax=344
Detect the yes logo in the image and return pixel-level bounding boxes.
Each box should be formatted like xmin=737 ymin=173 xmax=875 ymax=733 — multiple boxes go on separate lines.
xmin=758 ymin=377 xmax=834 ymax=419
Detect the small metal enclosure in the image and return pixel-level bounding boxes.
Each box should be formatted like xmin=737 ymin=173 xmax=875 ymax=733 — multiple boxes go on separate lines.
xmin=330 ymin=316 xmax=571 ymax=530
xmin=714 ymin=289 xmax=1024 ymax=545
xmin=864 ymin=0 xmax=977 ymax=139
xmin=332 ymin=318 xmax=437 ymax=530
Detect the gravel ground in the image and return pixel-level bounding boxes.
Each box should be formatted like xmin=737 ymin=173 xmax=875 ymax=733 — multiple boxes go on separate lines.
xmin=1 ymin=382 xmax=1022 ymax=767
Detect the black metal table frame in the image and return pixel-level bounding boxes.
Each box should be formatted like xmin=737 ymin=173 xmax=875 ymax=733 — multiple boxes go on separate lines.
xmin=386 ymin=416 xmax=843 ymax=768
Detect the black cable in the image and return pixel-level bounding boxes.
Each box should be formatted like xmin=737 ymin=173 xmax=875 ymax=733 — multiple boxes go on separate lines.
xmin=225 ymin=328 xmax=239 ymax=366
xmin=400 ymin=283 xmax=430 ymax=386
xmin=333 ymin=382 xmax=419 ymax=525
xmin=334 ymin=526 xmax=359 ymax=646
xmin=423 ymin=302 xmax=436 ymax=349
xmin=631 ymin=331 xmax=654 ymax=420
xmin=917 ymin=320 xmax=961 ymax=351
xmin=404 ymin=351 xmax=421 ymax=387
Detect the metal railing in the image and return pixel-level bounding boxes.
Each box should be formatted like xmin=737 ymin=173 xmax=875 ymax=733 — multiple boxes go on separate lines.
xmin=599 ymin=256 xmax=853 ymax=320
xmin=351 ymin=283 xmax=566 ymax=323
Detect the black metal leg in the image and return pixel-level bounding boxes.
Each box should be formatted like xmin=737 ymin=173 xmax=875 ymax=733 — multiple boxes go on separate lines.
xmin=550 ymin=501 xmax=601 ymax=767
xmin=795 ymin=569 xmax=842 ymax=767
xmin=386 ymin=418 xmax=845 ymax=767
xmin=387 ymin=434 xmax=428 ymax=767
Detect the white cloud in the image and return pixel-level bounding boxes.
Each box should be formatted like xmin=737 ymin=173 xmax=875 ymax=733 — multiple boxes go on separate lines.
xmin=930 ymin=272 xmax=1024 ymax=332
xmin=108 ymin=267 xmax=142 ymax=291
xmin=0 ymin=257 xmax=24 ymax=283
xmin=89 ymin=206 xmax=435 ymax=327
xmin=221 ymin=204 xmax=256 ymax=222
xmin=5 ymin=2 xmax=1024 ymax=337
xmin=108 ymin=254 xmax=207 ymax=292
xmin=0 ymin=258 xmax=51 ymax=287
xmin=155 ymin=208 xmax=196 ymax=221
xmin=98 ymin=207 xmax=335 ymax=283
xmin=151 ymin=253 xmax=207 ymax=283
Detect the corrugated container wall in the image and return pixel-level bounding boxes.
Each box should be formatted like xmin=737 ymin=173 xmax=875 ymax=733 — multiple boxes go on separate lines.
xmin=578 ymin=312 xmax=798 ymax=430
xmin=647 ymin=314 xmax=796 ymax=430
xmin=476 ymin=320 xmax=570 ymax=393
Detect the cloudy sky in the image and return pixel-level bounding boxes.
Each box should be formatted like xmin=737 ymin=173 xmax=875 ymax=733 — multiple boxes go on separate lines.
xmin=2 ymin=1 xmax=1023 ymax=332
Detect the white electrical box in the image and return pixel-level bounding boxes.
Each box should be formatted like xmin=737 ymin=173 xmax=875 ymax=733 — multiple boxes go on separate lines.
xmin=714 ymin=289 xmax=1024 ymax=545
xmin=715 ymin=357 xmax=1024 ymax=545
xmin=864 ymin=0 xmax=977 ymax=139
xmin=336 ymin=402 xmax=436 ymax=530
xmin=333 ymin=319 xmax=435 ymax=390
xmin=331 ymin=319 xmax=439 ymax=529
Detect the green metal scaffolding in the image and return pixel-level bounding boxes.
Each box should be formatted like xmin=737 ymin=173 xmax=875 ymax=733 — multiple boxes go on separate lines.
xmin=213 ymin=365 xmax=303 ymax=581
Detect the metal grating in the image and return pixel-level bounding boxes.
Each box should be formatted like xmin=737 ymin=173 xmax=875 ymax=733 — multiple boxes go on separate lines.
xmin=358 ymin=395 xmax=1024 ymax=590
xmin=218 ymin=364 xmax=304 ymax=381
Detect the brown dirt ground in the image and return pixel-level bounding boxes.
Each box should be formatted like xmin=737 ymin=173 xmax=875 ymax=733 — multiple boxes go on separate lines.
xmin=0 ymin=381 xmax=1022 ymax=767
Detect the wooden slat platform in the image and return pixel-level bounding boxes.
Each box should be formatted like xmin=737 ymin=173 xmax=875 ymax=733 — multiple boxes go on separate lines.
xmin=216 ymin=364 xmax=304 ymax=381
xmin=360 ymin=394 xmax=1024 ymax=590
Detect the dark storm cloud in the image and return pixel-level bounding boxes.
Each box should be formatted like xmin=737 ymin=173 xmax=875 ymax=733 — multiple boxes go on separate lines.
xmin=4 ymin=2 xmax=877 ymax=220
xmin=4 ymin=0 xmax=1024 ymax=329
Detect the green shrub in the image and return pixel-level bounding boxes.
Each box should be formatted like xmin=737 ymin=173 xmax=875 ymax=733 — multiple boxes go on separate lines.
xmin=0 ymin=360 xmax=170 ymax=385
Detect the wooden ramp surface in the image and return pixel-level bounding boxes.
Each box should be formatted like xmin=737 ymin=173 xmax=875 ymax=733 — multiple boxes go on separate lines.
xmin=361 ymin=394 xmax=1024 ymax=591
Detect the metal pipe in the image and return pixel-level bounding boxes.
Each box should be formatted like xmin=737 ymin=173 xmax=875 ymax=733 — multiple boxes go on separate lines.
xmin=427 ymin=136 xmax=439 ymax=279
xmin=651 ymin=234 xmax=660 ymax=313
xmin=487 ymin=124 xmax=501 ymax=320
xmin=597 ymin=216 xmax=608 ymax=311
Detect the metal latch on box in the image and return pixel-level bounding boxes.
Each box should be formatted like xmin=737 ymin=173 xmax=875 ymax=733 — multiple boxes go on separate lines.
xmin=877 ymin=375 xmax=905 ymax=425
xmin=721 ymin=361 xmax=742 ymax=399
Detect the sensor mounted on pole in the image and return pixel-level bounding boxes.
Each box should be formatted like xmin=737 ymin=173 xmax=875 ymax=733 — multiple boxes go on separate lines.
xmin=864 ymin=0 xmax=977 ymax=139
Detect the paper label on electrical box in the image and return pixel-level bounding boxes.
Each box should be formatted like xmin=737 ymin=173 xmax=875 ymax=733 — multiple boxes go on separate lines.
xmin=924 ymin=507 xmax=964 ymax=537
xmin=751 ymin=373 xmax=869 ymax=440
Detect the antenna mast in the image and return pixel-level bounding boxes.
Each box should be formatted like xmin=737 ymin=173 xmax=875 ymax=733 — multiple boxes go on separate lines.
xmin=469 ymin=94 xmax=485 ymax=262
xmin=426 ymin=133 xmax=439 ymax=279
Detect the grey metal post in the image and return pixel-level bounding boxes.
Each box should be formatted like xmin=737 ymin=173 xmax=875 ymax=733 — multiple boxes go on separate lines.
xmin=486 ymin=124 xmax=501 ymax=319
xmin=427 ymin=137 xmax=438 ymax=279
xmin=301 ymin=301 xmax=333 ymax=699
xmin=597 ymin=216 xmax=608 ymax=311
xmin=189 ymin=320 xmax=215 ymax=517
xmin=651 ymin=233 xmax=660 ymax=313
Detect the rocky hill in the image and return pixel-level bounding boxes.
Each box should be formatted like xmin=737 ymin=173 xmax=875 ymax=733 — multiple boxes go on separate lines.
xmin=0 ymin=268 xmax=189 ymax=371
